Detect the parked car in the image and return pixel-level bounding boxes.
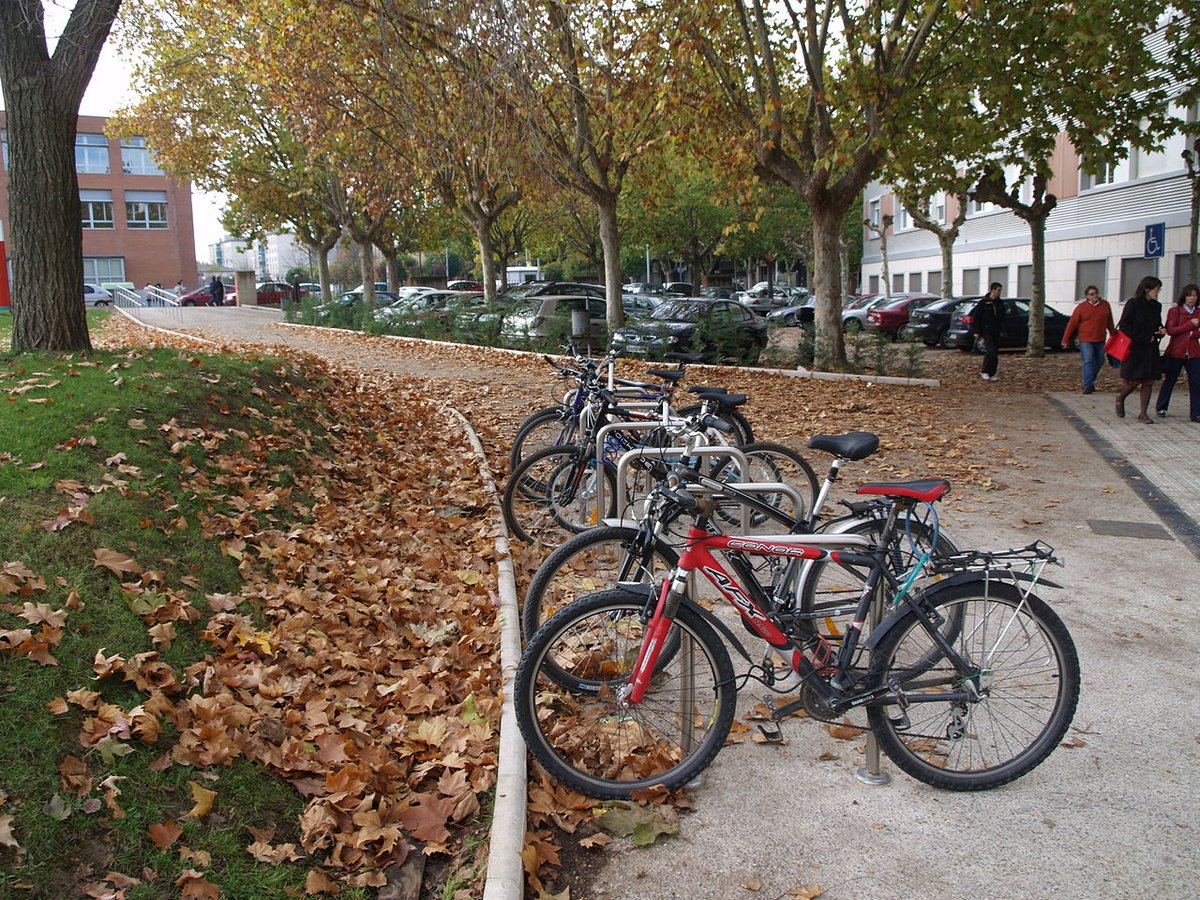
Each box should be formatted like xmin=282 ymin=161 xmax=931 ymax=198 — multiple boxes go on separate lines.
xmin=737 ymin=284 xmax=797 ymax=315
xmin=179 ymin=284 xmax=233 ymax=307
xmin=225 ymin=281 xmax=293 ymax=307
xmin=446 ymin=279 xmax=484 ymax=292
xmin=611 ymin=298 xmax=768 ymax=364
xmin=377 ymin=290 xmax=484 ymax=325
xmin=699 ymin=286 xmax=733 ymax=300
xmin=841 ymin=294 xmax=895 ymax=332
xmin=499 ymin=294 xmax=609 ymax=348
xmin=621 ymin=292 xmax=662 ymax=318
xmin=313 ymin=290 xmax=403 ymax=322
xmin=765 ymin=296 xmax=817 ymax=327
xmin=663 ymin=281 xmax=694 ymax=296
xmin=624 ymin=282 xmax=664 ymax=295
xmin=863 ymin=292 xmax=940 ymax=337
xmin=945 ymin=297 xmax=1072 ymax=351
xmin=901 ymin=296 xmax=978 ymax=346
xmin=82 ymin=284 xmax=112 ymax=306
xmin=499 ymin=281 xmax=605 ymax=301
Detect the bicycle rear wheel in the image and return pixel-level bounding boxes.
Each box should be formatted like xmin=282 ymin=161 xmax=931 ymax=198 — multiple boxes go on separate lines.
xmin=709 ymin=441 xmax=818 ymax=530
xmin=521 ymin=525 xmax=679 ymax=639
xmin=510 ymin=406 xmax=577 ymax=469
xmin=516 ymin=589 xmax=736 ymax=799
xmin=502 ymin=446 xmax=616 ymax=547
xmin=866 ymin=581 xmax=1080 ymax=790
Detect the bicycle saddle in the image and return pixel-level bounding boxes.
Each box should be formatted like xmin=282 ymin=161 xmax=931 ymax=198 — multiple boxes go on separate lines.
xmin=807 ymin=432 xmax=879 ymax=460
xmin=686 ymin=385 xmax=728 ymax=394
xmin=664 ymin=352 xmax=703 ymax=363
xmin=647 ymin=368 xmax=685 ymax=382
xmin=696 ymin=391 xmax=747 ymax=407
xmin=856 ymin=479 xmax=950 ymax=503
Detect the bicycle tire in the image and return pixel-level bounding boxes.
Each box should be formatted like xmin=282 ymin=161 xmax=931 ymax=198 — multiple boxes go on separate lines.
xmin=516 ymin=588 xmax=736 ymax=799
xmin=708 ymin=441 xmax=819 ymax=530
xmin=866 ymin=581 xmax=1080 ymax=790
xmin=510 ymin=406 xmax=577 ymax=469
xmin=502 ymin=446 xmax=616 ymax=547
xmin=522 ymin=525 xmax=680 ymax=639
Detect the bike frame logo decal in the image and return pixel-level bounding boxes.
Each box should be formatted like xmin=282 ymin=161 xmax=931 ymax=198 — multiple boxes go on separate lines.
xmin=725 ymin=538 xmax=822 ymax=559
xmin=701 ymin=565 xmax=770 ymax=625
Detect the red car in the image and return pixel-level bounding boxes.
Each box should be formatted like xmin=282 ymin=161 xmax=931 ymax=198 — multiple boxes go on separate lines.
xmin=179 ymin=284 xmax=235 ymax=307
xmin=225 ymin=281 xmax=292 ymax=307
xmin=864 ymin=292 xmax=939 ymax=336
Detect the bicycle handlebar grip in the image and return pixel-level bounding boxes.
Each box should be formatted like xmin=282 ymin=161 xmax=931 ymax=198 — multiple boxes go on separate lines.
xmin=702 ymin=415 xmax=734 ymax=433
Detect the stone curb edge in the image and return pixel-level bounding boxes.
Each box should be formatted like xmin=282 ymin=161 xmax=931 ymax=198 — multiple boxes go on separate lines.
xmin=444 ymin=408 xmax=527 ymax=900
xmin=113 ymin=306 xmax=221 ymax=346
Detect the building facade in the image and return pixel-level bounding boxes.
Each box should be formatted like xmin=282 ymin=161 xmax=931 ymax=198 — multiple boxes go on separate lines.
xmin=0 ymin=113 xmax=197 ymax=290
xmin=862 ymin=29 xmax=1198 ymax=313
xmin=208 ymin=231 xmax=314 ymax=283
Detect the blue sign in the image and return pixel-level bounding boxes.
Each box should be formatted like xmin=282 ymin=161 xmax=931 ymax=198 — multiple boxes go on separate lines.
xmin=1144 ymin=223 xmax=1165 ymax=259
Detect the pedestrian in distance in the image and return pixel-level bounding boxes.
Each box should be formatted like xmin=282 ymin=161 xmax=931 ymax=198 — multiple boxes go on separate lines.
xmin=1061 ymin=285 xmax=1116 ymax=393
xmin=207 ymin=275 xmax=225 ymax=308
xmin=142 ymin=281 xmax=154 ymax=305
xmin=1154 ymin=282 xmax=1200 ymax=422
xmin=174 ymin=279 xmax=185 ymax=296
xmin=1114 ymin=275 xmax=1166 ymax=424
xmin=971 ymin=282 xmax=1006 ymax=381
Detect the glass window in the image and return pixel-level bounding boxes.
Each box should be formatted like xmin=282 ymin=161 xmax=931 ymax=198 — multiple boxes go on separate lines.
xmin=75 ymin=134 xmax=109 ymax=174
xmin=120 ymin=136 xmax=164 ymax=176
xmin=124 ymin=190 xmax=168 ymax=229
xmin=896 ymin=205 xmax=911 ymax=231
xmin=908 ymin=273 xmax=922 ymax=291
xmin=1075 ymin=260 xmax=1107 ymax=302
xmin=1018 ymin=264 xmax=1033 ymax=297
xmin=988 ymin=267 xmax=1009 ymax=294
xmin=80 ymin=189 xmax=114 ymax=229
xmin=892 ymin=273 xmax=904 ymax=293
xmin=83 ymin=257 xmax=125 ymax=283
xmin=1175 ymin=253 xmax=1200 ymax=293
xmin=927 ymin=271 xmax=942 ymax=295
xmin=868 ymin=275 xmax=879 ymax=293
xmin=962 ymin=268 xmax=980 ymax=295
xmin=868 ymin=199 xmax=881 ymax=230
xmin=1 ymin=129 xmax=7 ymax=171
xmin=931 ymin=193 xmax=945 ymax=224
xmin=1120 ymin=257 xmax=1157 ymax=302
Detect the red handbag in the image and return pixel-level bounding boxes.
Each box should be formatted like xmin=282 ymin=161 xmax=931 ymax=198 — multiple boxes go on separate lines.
xmin=1105 ymin=330 xmax=1132 ymax=362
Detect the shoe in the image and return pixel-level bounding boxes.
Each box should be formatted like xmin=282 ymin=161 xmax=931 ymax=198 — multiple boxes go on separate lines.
xmin=1115 ymin=397 xmax=1125 ymax=418
xmin=1191 ymin=417 xmax=1200 ymax=423
xmin=980 ymin=373 xmax=990 ymax=381
xmin=1082 ymin=387 xmax=1095 ymax=394
xmin=1136 ymin=415 xmax=1155 ymax=425
xmin=1156 ymin=409 xmax=1166 ymax=417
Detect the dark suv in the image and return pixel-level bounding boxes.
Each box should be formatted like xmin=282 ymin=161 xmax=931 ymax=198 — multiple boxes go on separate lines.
xmin=946 ymin=297 xmax=1072 ymax=351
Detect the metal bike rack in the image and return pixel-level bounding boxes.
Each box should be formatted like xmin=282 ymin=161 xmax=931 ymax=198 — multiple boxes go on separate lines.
xmin=610 ymin=444 xmax=753 ymax=520
xmin=856 ymin=585 xmax=892 ymax=787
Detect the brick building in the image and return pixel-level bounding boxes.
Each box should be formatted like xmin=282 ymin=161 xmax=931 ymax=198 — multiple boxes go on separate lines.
xmin=0 ymin=113 xmax=197 ymax=290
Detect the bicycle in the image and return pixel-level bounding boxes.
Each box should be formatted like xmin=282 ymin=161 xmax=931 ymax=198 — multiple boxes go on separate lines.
xmin=514 ymin=473 xmax=1079 ymax=798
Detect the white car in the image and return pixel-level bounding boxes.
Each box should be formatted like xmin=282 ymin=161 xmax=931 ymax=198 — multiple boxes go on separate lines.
xmin=83 ymin=283 xmax=113 ymax=306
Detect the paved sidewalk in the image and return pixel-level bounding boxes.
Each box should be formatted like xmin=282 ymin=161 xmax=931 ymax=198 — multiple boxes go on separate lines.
xmin=1049 ymin=389 xmax=1200 ymax=559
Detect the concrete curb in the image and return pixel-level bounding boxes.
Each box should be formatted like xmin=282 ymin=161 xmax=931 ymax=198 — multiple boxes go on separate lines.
xmin=444 ymin=407 xmax=526 ymax=900
xmin=113 ymin=306 xmax=221 ymax=346
xmin=274 ymin=321 xmax=940 ymax=386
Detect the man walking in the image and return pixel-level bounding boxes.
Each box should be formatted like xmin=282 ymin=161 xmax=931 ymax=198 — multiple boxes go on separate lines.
xmin=1061 ymin=285 xmax=1116 ymax=393
xmin=971 ymin=282 xmax=1006 ymax=381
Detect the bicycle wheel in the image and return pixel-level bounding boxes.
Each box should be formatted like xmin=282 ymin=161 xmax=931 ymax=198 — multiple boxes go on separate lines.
xmin=502 ymin=446 xmax=616 ymax=547
xmin=522 ymin=525 xmax=680 ymax=639
xmin=791 ymin=517 xmax=960 ymax=646
xmin=510 ymin=406 xmax=577 ymax=469
xmin=516 ymin=589 xmax=736 ymax=799
xmin=866 ymin=581 xmax=1080 ymax=790
xmin=709 ymin=441 xmax=819 ymax=530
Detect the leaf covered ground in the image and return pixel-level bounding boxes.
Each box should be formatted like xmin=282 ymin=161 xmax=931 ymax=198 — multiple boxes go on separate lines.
xmin=0 ymin=343 xmax=502 ymax=898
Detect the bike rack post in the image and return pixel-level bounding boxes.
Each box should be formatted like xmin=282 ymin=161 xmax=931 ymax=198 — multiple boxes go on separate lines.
xmin=611 ymin=443 xmax=752 ymax=519
xmin=594 ymin=420 xmax=683 ymax=521
xmin=856 ymin=584 xmax=892 ymax=787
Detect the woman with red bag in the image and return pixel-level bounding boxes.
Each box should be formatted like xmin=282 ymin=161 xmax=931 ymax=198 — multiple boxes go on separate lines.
xmin=1114 ymin=276 xmax=1166 ymax=424
xmin=1154 ymin=283 xmax=1200 ymax=422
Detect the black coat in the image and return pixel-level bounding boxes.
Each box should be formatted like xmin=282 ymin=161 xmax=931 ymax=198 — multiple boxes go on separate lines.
xmin=1118 ymin=296 xmax=1163 ymax=381
xmin=971 ymin=296 xmax=1005 ymax=338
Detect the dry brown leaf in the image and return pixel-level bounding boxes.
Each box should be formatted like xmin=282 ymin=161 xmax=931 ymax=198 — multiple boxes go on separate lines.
xmin=577 ymin=833 xmax=612 ymax=849
xmin=304 ymin=869 xmax=341 ymax=895
xmin=175 ymin=869 xmax=220 ymax=899
xmin=92 ymin=548 xmax=142 ymax=577
xmin=0 ymin=814 xmax=18 ymax=849
xmin=147 ymin=820 xmax=183 ymax=850
xmin=186 ymin=781 xmax=216 ymax=819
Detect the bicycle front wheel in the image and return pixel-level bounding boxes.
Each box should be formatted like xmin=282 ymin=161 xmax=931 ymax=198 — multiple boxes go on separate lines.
xmin=522 ymin=525 xmax=680 ymax=639
xmin=510 ymin=406 xmax=577 ymax=469
xmin=866 ymin=581 xmax=1080 ymax=790
xmin=502 ymin=446 xmax=616 ymax=547
xmin=516 ymin=589 xmax=736 ymax=799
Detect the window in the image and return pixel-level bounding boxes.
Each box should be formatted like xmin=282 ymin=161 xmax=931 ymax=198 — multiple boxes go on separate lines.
xmin=896 ymin=205 xmax=911 ymax=231
xmin=80 ymin=189 xmax=114 ymax=229
xmin=892 ymin=273 xmax=904 ymax=293
xmin=83 ymin=257 xmax=126 ymax=284
xmin=120 ymin=136 xmax=164 ymax=176
xmin=868 ymin=275 xmax=880 ymax=293
xmin=962 ymin=268 xmax=980 ymax=295
xmin=1175 ymin=253 xmax=1200 ymax=294
xmin=75 ymin=134 xmax=109 ymax=174
xmin=1 ymin=130 xmax=7 ymax=171
xmin=908 ymin=273 xmax=922 ymax=291
xmin=968 ymin=197 xmax=994 ymax=215
xmin=868 ymin=199 xmax=881 ymax=230
xmin=988 ymin=267 xmax=1009 ymax=294
xmin=1080 ymin=152 xmax=1131 ymax=191
xmin=927 ymin=271 xmax=942 ymax=295
xmin=930 ymin=193 xmax=946 ymax=224
xmin=125 ymin=190 xmax=168 ymax=229
xmin=1075 ymin=260 xmax=1107 ymax=302
xmin=1018 ymin=264 xmax=1033 ymax=297
xmin=257 ymin=243 xmax=268 ymax=274
xmin=1120 ymin=257 xmax=1157 ymax=302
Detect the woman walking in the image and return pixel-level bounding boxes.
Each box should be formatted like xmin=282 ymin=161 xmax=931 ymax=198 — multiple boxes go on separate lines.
xmin=1114 ymin=275 xmax=1166 ymax=424
xmin=1154 ymin=283 xmax=1200 ymax=422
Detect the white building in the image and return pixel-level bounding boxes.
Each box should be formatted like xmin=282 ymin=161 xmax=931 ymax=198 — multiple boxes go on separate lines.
xmin=862 ymin=28 xmax=1198 ymax=312
xmin=209 ymin=232 xmax=313 ymax=281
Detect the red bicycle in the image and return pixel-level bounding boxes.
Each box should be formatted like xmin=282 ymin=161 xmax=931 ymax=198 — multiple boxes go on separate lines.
xmin=514 ymin=473 xmax=1080 ymax=798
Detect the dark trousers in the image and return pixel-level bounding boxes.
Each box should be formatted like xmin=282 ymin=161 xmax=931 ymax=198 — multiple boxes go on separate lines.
xmin=1156 ymin=356 xmax=1200 ymax=419
xmin=980 ymin=335 xmax=1000 ymax=377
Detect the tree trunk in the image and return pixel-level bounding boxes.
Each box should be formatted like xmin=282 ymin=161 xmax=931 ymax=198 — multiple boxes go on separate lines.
xmin=810 ymin=203 xmax=847 ymax=370
xmin=1027 ymin=215 xmax=1047 ymax=357
xmin=596 ymin=194 xmax=625 ymax=331
xmin=838 ymin=236 xmax=849 ymax=301
xmin=358 ymin=240 xmax=376 ymax=323
xmin=382 ymin=255 xmax=400 ymax=294
xmin=939 ymin=233 xmax=955 ymax=298
xmin=1189 ymin=155 xmax=1199 ymax=285
xmin=474 ymin=218 xmax=498 ymax=303
xmin=316 ymin=247 xmax=333 ymax=301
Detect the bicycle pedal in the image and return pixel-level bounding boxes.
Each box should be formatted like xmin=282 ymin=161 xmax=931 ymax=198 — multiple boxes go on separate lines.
xmin=756 ymin=721 xmax=786 ymax=744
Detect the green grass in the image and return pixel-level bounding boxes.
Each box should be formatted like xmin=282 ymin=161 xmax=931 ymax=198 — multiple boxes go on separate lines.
xmin=0 ymin=346 xmax=360 ymax=898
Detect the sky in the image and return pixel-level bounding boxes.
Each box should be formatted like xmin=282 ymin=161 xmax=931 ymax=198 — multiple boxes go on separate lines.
xmin=0 ymin=3 xmax=226 ymax=262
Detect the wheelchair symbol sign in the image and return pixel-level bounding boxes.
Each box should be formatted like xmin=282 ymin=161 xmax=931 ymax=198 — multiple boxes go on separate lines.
xmin=1144 ymin=223 xmax=1165 ymax=259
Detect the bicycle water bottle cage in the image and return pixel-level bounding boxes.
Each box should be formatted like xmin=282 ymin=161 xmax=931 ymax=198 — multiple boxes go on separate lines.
xmin=855 ymin=480 xmax=951 ymax=503
xmin=807 ymin=432 xmax=880 ymax=460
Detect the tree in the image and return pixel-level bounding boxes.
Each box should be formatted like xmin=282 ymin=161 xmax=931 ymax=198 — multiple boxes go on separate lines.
xmin=0 ymin=0 xmax=121 ymax=351
xmin=673 ymin=0 xmax=955 ymax=370
xmin=864 ymin=214 xmax=894 ymax=300
xmin=897 ymin=190 xmax=968 ymax=299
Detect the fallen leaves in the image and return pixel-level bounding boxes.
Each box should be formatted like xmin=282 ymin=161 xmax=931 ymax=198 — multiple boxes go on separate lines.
xmin=92 ymin=549 xmax=143 ymax=578
xmin=596 ymin=803 xmax=679 ymax=847
xmin=147 ymin=820 xmax=183 ymax=850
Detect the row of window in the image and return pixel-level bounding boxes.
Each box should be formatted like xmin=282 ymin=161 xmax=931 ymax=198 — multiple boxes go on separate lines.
xmin=81 ymin=189 xmax=169 ymax=230
xmin=0 ymin=131 xmax=163 ymax=176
